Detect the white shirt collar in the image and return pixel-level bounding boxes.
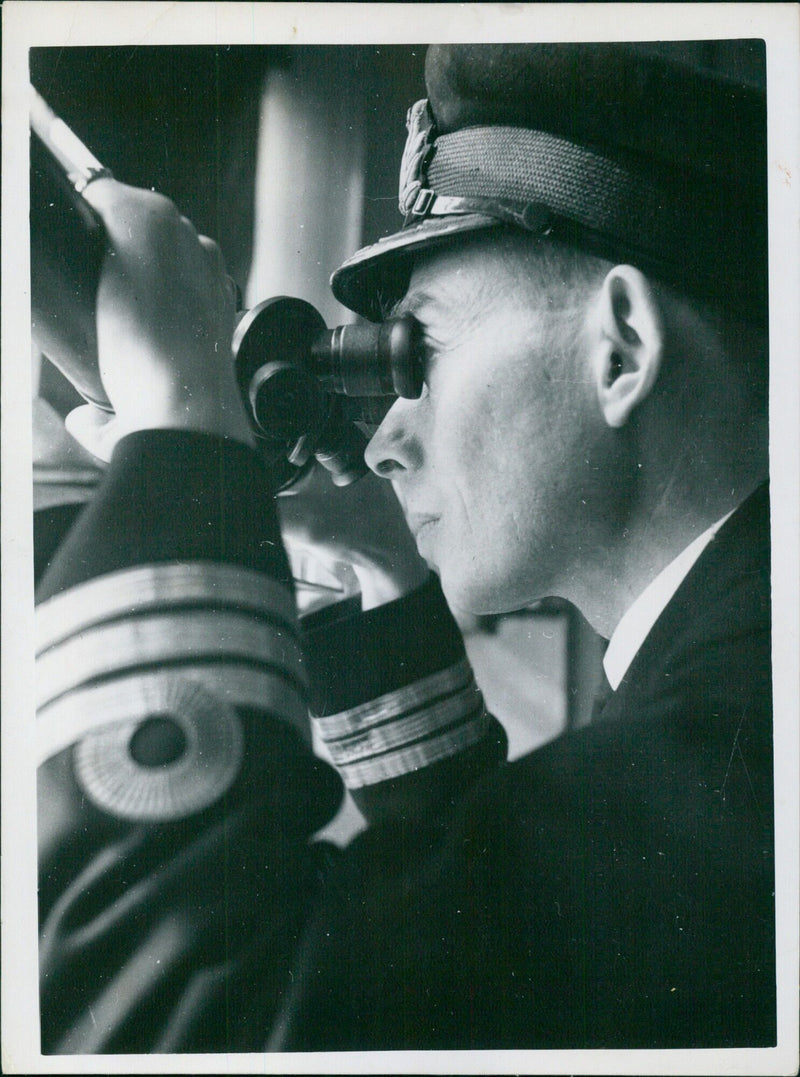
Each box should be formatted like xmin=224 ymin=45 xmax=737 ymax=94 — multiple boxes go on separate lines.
xmin=603 ymin=509 xmax=735 ymax=691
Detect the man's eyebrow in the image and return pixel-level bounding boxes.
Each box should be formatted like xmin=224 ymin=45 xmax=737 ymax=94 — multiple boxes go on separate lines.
xmin=387 ymin=288 xmax=434 ymax=321
xmin=387 ymin=297 xmax=410 ymax=320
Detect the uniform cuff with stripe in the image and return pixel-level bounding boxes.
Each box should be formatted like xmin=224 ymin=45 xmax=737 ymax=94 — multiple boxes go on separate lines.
xmin=303 ymin=575 xmax=508 ymax=812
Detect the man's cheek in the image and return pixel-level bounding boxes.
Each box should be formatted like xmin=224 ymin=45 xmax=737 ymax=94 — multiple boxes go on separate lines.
xmin=435 ymin=406 xmax=491 ymax=470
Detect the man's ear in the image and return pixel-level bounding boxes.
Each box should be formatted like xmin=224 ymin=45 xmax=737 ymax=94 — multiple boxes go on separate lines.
xmin=591 ymin=265 xmax=664 ymax=429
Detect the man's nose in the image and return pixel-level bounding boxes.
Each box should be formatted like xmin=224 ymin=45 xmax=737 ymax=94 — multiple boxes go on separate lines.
xmin=364 ymin=398 xmax=423 ymax=478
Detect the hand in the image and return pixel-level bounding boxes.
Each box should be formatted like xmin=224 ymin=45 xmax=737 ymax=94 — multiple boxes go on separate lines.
xmin=80 ymin=178 xmax=253 ymax=447
xmin=63 ymin=404 xmax=120 ymax=463
xmin=278 ymin=465 xmax=429 ymax=610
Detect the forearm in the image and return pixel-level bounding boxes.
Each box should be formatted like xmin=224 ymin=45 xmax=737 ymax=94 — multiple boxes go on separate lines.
xmin=33 ymin=173 xmax=362 ymax=1051
xmin=36 ymin=430 xmax=343 ymax=1052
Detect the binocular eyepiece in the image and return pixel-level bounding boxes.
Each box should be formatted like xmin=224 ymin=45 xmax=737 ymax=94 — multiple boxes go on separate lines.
xmin=233 ymin=297 xmax=424 ymax=487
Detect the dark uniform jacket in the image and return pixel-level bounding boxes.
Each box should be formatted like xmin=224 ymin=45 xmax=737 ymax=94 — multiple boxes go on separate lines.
xmin=35 ymin=431 xmax=775 ymax=1053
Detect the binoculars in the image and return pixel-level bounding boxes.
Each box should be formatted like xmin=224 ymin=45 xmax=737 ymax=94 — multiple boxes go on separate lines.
xmin=30 ymin=86 xmax=424 ymax=489
xmin=232 ymin=297 xmax=423 ymax=487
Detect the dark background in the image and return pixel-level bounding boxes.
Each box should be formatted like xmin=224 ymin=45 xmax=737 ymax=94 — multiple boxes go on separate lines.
xmin=30 ymin=45 xmax=426 ymax=287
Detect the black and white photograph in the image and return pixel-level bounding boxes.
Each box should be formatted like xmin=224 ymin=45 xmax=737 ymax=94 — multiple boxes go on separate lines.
xmin=2 ymin=3 xmax=799 ymax=1073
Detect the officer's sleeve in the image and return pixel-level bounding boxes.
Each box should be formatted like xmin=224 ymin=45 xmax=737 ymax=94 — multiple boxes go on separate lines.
xmin=36 ymin=429 xmax=343 ymax=1053
xmin=35 ymin=427 xmax=506 ymax=1054
xmin=303 ymin=574 xmax=508 ymax=825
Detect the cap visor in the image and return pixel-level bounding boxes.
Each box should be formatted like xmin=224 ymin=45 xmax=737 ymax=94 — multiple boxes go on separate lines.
xmin=331 ymin=212 xmax=500 ymax=321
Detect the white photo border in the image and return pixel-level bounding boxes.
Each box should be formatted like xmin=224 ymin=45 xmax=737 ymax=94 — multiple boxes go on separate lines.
xmin=3 ymin=4 xmax=798 ymax=1074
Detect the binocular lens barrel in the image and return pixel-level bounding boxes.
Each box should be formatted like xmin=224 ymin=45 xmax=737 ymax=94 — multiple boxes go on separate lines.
xmin=313 ymin=317 xmax=423 ymax=400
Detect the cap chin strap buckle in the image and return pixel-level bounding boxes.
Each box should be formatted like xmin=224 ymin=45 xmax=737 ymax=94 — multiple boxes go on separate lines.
xmin=409 ymin=187 xmax=436 ymax=217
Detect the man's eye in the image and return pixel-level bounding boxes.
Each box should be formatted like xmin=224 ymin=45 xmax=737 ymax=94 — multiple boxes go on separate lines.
xmin=419 ymin=339 xmax=437 ymax=387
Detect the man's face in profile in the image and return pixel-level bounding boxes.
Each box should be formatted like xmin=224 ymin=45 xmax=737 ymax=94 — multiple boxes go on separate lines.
xmin=365 ymin=234 xmax=612 ymax=617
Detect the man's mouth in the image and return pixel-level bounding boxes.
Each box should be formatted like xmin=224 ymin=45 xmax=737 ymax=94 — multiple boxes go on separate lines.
xmin=407 ymin=514 xmax=440 ymax=542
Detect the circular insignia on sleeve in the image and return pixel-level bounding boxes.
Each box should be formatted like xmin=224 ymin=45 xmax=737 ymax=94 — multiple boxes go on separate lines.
xmin=73 ymin=676 xmax=244 ymax=821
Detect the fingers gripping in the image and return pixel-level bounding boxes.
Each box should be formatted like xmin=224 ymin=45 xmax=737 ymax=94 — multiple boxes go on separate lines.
xmin=77 ymin=179 xmax=251 ymax=444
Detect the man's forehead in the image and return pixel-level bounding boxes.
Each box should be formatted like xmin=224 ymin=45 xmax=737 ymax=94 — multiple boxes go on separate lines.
xmin=392 ymin=234 xmax=579 ymax=330
xmin=392 ymin=237 xmax=519 ymax=321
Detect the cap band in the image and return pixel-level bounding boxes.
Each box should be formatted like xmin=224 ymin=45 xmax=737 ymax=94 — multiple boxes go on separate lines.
xmin=331 ymin=91 xmax=763 ymax=324
xmin=399 ymin=99 xmax=734 ymax=295
xmin=423 ymin=126 xmax=676 ymax=244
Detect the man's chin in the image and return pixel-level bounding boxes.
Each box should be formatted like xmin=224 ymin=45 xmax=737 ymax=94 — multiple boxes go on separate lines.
xmin=439 ymin=564 xmax=544 ymax=621
xmin=439 ymin=570 xmax=500 ymax=620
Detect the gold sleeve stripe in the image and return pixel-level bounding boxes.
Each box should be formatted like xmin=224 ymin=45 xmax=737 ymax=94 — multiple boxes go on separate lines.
xmin=334 ymin=708 xmax=492 ymax=789
xmin=319 ymin=686 xmax=484 ymax=766
xmin=36 ymin=609 xmax=307 ymax=710
xmin=311 ymin=657 xmax=474 ymax=740
xmin=36 ymin=665 xmax=310 ymax=764
xmin=36 ymin=562 xmax=298 ymax=655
